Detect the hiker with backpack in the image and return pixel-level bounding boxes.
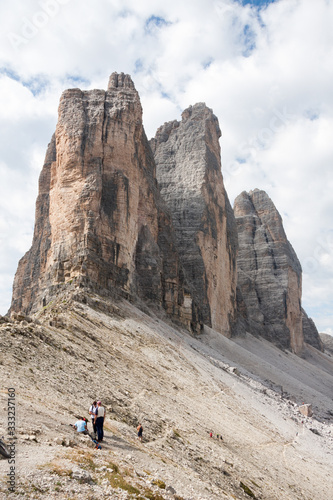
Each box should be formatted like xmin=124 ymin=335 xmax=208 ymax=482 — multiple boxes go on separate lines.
xmin=94 ymin=401 xmax=106 ymax=442
xmin=89 ymin=401 xmax=97 ymax=436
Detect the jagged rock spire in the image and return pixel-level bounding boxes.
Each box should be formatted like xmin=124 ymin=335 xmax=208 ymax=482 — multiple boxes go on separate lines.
xmin=107 ymin=72 xmax=136 ymax=90
xmin=151 ymin=102 xmax=238 ymax=337
xmin=234 ymin=189 xmax=305 ymax=353
xmin=10 ymin=73 xmax=202 ymax=332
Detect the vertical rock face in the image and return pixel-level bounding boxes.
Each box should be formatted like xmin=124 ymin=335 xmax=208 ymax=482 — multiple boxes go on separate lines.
xmin=10 ymin=72 xmax=323 ymax=352
xmin=150 ymin=104 xmax=238 ymax=337
xmin=302 ymin=308 xmax=324 ymax=351
xmin=10 ymin=73 xmax=201 ymax=331
xmin=234 ymin=189 xmax=304 ymax=353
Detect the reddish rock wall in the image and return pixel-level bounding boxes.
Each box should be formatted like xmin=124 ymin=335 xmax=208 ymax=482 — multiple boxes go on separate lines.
xmin=11 ymin=73 xmax=201 ymax=332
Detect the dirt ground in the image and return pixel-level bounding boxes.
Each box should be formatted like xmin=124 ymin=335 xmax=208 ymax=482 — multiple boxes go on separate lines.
xmin=1 ymin=289 xmax=332 ymax=499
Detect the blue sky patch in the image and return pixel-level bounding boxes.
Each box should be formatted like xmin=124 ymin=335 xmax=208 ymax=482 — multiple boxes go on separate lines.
xmin=145 ymin=15 xmax=171 ymax=34
xmin=242 ymin=24 xmax=256 ymax=56
xmin=134 ymin=59 xmax=144 ymax=73
xmin=65 ymin=75 xmax=90 ymax=88
xmin=25 ymin=76 xmax=50 ymax=96
xmin=239 ymin=0 xmax=278 ymax=7
xmin=202 ymin=58 xmax=214 ymax=70
xmin=305 ymin=109 xmax=319 ymax=121
xmin=0 ymin=67 xmax=50 ymax=96
xmin=0 ymin=67 xmax=21 ymax=82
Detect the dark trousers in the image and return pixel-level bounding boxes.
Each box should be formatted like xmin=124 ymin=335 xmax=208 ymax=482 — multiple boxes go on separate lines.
xmin=91 ymin=419 xmax=97 ymax=434
xmin=96 ymin=417 xmax=104 ymax=441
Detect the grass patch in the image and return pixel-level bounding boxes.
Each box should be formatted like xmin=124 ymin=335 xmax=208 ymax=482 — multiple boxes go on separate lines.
xmin=43 ymin=463 xmax=73 ymax=477
xmin=107 ymin=461 xmax=119 ymax=473
xmin=100 ymin=460 xmax=140 ymax=495
xmin=152 ymin=479 xmax=166 ymax=489
xmin=240 ymin=481 xmax=256 ymax=498
xmin=32 ymin=484 xmax=48 ymax=493
xmin=105 ymin=470 xmax=139 ymax=494
xmin=144 ymin=490 xmax=165 ymax=500
xmin=67 ymin=449 xmax=99 ymax=472
xmin=79 ymin=456 xmax=97 ymax=471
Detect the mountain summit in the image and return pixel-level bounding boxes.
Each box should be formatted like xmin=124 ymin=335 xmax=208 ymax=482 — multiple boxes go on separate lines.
xmin=10 ymin=73 xmax=322 ymax=354
xmin=10 ymin=73 xmax=203 ymax=332
xmin=151 ymin=102 xmax=237 ymax=337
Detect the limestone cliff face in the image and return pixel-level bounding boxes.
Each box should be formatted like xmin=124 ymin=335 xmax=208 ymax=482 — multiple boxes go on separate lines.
xmin=150 ymin=104 xmax=238 ymax=337
xmin=10 ymin=73 xmax=201 ymax=331
xmin=234 ymin=189 xmax=304 ymax=353
xmin=10 ymin=73 xmax=323 ymax=351
xmin=302 ymin=308 xmax=324 ymax=351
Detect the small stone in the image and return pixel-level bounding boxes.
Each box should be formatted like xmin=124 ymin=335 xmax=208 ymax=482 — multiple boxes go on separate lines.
xmin=227 ymin=367 xmax=240 ymax=376
xmin=299 ymin=404 xmax=313 ymax=417
xmin=310 ymin=428 xmax=321 ymax=436
xmin=72 ymin=468 xmax=92 ymax=483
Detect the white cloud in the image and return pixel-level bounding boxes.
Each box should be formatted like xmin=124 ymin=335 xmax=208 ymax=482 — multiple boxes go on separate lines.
xmin=0 ymin=0 xmax=332 ymax=335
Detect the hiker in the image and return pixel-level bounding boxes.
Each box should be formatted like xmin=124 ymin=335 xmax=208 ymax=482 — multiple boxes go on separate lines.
xmin=73 ymin=416 xmax=102 ymax=449
xmin=209 ymin=431 xmax=213 ymax=438
xmin=137 ymin=423 xmax=143 ymax=442
xmin=74 ymin=417 xmax=88 ymax=434
xmin=89 ymin=401 xmax=97 ymax=435
xmin=94 ymin=401 xmax=105 ymax=442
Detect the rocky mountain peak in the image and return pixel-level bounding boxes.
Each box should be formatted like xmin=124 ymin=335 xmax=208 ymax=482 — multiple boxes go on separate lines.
xmin=234 ymin=188 xmax=322 ymax=353
xmin=9 ymin=73 xmax=323 ymax=354
xmin=235 ymin=189 xmax=301 ymax=269
xmin=181 ymin=102 xmax=221 ymax=137
xmin=107 ymin=71 xmax=136 ymax=90
xmin=151 ymin=102 xmax=237 ymax=337
xmin=10 ymin=74 xmax=202 ymax=332
xmin=234 ymin=188 xmax=303 ymax=353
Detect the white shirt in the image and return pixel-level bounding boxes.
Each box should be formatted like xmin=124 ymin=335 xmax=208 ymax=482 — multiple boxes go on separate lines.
xmin=89 ymin=405 xmax=97 ymax=420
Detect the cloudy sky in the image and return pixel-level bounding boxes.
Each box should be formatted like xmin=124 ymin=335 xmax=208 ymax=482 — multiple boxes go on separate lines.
xmin=0 ymin=0 xmax=332 ymax=334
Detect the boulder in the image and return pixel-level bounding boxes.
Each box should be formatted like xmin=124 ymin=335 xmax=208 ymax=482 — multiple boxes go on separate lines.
xmin=71 ymin=468 xmax=92 ymax=483
xmin=298 ymin=404 xmax=313 ymax=417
